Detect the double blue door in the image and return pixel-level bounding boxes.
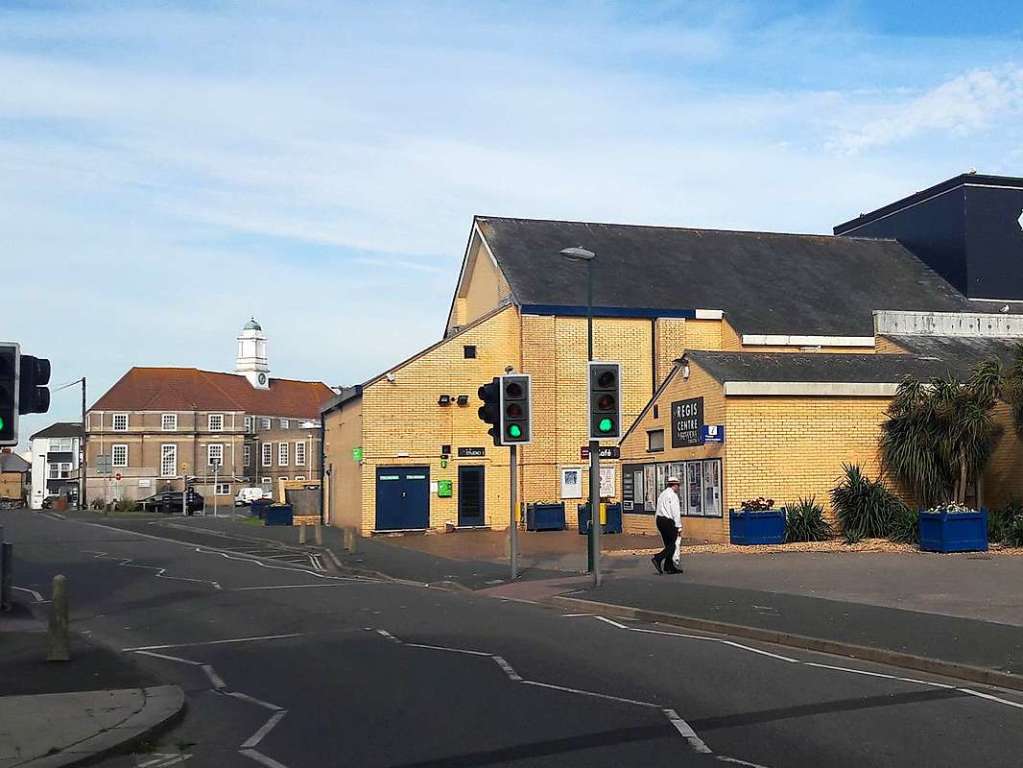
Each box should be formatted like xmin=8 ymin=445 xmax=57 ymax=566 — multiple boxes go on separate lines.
xmin=375 ymin=466 xmax=430 ymax=531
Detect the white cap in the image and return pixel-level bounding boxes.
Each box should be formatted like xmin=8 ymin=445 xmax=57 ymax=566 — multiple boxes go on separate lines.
xmin=667 ymin=476 xmax=680 ymax=484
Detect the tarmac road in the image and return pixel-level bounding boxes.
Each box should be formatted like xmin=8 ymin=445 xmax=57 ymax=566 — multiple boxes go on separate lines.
xmin=4 ymin=509 xmax=1023 ymax=768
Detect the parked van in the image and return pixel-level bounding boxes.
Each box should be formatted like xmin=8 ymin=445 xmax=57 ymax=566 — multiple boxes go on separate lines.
xmin=235 ymin=487 xmax=267 ymax=507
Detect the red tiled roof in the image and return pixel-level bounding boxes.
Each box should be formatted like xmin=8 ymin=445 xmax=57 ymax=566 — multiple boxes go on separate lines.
xmin=91 ymin=368 xmax=333 ymax=419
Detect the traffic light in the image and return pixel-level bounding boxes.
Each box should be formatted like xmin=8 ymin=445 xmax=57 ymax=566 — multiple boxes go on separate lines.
xmin=500 ymin=374 xmax=531 ymax=445
xmin=19 ymin=354 xmax=51 ymax=415
xmin=477 ymin=377 xmax=501 ymax=445
xmin=0 ymin=343 xmax=17 ymax=446
xmin=588 ymin=361 xmax=621 ymax=440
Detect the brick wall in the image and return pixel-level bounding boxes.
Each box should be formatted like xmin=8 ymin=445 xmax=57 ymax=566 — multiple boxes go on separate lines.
xmin=323 ymin=398 xmax=363 ymax=528
xmin=983 ymin=402 xmax=1023 ymax=508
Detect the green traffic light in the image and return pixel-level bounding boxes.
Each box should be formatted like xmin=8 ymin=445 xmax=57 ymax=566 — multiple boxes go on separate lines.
xmin=507 ymin=424 xmax=522 ymax=439
xmin=0 ymin=416 xmax=4 ymax=431
xmin=598 ymin=417 xmax=614 ymax=433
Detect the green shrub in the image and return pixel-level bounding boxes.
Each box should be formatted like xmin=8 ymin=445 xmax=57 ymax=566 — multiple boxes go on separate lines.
xmin=990 ymin=501 xmax=1023 ymax=546
xmin=90 ymin=498 xmax=105 ymax=510
xmin=785 ymin=496 xmax=832 ymax=542
xmin=830 ymin=464 xmax=906 ymax=543
xmin=114 ymin=498 xmax=135 ymax=514
xmin=888 ymin=504 xmax=919 ymax=544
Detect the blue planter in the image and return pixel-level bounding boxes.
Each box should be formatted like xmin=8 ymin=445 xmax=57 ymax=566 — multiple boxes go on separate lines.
xmin=264 ymin=505 xmax=294 ymax=527
xmin=729 ymin=508 xmax=786 ymax=545
xmin=526 ymin=503 xmax=566 ymax=531
xmin=577 ymin=503 xmax=623 ymax=535
xmin=918 ymin=507 xmax=988 ymax=553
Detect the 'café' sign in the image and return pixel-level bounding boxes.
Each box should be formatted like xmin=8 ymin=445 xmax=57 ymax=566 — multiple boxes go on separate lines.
xmin=671 ymin=397 xmax=704 ymax=448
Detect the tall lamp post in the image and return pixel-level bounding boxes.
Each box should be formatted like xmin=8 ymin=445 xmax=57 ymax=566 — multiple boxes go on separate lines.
xmin=559 ymin=246 xmax=601 ymax=583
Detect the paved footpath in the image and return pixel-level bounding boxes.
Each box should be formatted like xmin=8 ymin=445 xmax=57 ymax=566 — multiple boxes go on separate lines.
xmin=7 ymin=509 xmax=1023 ymax=768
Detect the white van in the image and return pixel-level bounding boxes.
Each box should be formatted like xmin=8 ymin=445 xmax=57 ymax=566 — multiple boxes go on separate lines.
xmin=234 ymin=487 xmax=267 ymax=507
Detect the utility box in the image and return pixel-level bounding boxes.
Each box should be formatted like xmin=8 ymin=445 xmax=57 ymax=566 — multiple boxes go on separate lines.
xmin=437 ymin=479 xmax=452 ymax=498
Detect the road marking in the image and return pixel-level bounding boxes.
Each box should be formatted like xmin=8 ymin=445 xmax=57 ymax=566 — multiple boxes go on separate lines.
xmin=663 ymin=708 xmax=712 ymax=753
xmin=958 ymin=688 xmax=1023 ymax=710
xmin=82 ymin=549 xmax=222 ymax=590
xmin=226 ymin=691 xmax=283 ymax=711
xmin=492 ymin=655 xmax=523 ymax=681
xmin=520 ymin=679 xmax=660 ymax=708
xmin=202 ymin=664 xmax=227 ymax=690
xmin=716 ymin=639 xmax=799 ymax=663
xmin=716 ymin=755 xmax=772 ymax=768
xmin=123 ymin=633 xmax=302 ymax=652
xmin=137 ymin=753 xmax=193 ymax=767
xmin=804 ymin=662 xmax=956 ymax=689
xmin=12 ymin=585 xmax=46 ymax=602
xmin=133 ymin=650 xmax=203 ymax=666
xmin=240 ymin=711 xmax=288 ymax=748
xmin=404 ymin=642 xmax=493 ymax=657
xmin=562 ymin=612 xmax=594 ymax=617
xmin=239 ymin=748 xmax=290 ymax=768
xmin=376 ymin=629 xmax=401 ymax=644
xmin=231 ymin=583 xmax=359 ymax=591
xmin=594 ymin=615 xmax=630 ymax=629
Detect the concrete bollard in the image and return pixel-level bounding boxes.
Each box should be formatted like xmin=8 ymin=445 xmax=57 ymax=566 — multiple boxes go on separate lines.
xmin=48 ymin=574 xmax=70 ymax=662
xmin=298 ymin=525 xmax=307 ymax=545
xmin=314 ymin=525 xmax=323 ymax=546
xmin=343 ymin=526 xmax=357 ymax=553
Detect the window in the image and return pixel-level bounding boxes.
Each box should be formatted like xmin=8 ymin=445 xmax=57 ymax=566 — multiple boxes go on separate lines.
xmin=244 ymin=416 xmax=252 ymax=432
xmin=278 ymin=442 xmax=289 ymax=466
xmin=113 ymin=413 xmax=128 ymax=431
xmin=49 ymin=437 xmax=73 ymax=453
xmin=620 ymin=459 xmax=722 ymax=517
xmin=59 ymin=462 xmax=71 ymax=478
xmin=112 ymin=444 xmax=128 ymax=467
xmin=294 ymin=475 xmax=305 ymax=481
xmin=215 ymin=483 xmax=231 ymax=495
xmin=295 ymin=441 xmax=306 ymax=466
xmin=261 ymin=477 xmax=272 ymax=486
xmin=279 ymin=476 xmax=289 ymax=482
xmin=647 ymin=429 xmax=665 ymax=452
xmin=280 ymin=418 xmax=289 ymax=429
xmin=161 ymin=414 xmax=177 ymax=431
xmin=262 ymin=443 xmax=273 ymax=466
xmin=160 ymin=444 xmax=177 ymax=478
xmin=208 ymin=414 xmax=224 ymax=432
xmin=207 ymin=443 xmax=223 ymax=467
xmin=243 ymin=444 xmax=251 ymax=466
xmin=653 ymin=404 xmax=659 ymax=419
xmin=47 ymin=463 xmax=59 ymax=479
xmin=261 ymin=417 xmax=271 ymax=430
xmin=463 ymin=345 xmax=476 ymax=359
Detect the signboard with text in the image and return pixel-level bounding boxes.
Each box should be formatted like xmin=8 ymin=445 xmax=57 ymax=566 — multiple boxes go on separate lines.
xmin=458 ymin=447 xmax=486 ymax=458
xmin=671 ymin=397 xmax=704 ymax=448
xmin=580 ymin=446 xmax=620 ymax=460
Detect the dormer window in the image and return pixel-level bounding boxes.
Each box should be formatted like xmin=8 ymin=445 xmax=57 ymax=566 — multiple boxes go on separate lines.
xmin=208 ymin=414 xmax=224 ymax=432
xmin=113 ymin=413 xmax=128 ymax=431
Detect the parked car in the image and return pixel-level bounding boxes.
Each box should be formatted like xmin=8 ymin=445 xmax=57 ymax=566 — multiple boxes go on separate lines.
xmin=234 ymin=487 xmax=267 ymax=507
xmin=137 ymin=489 xmax=204 ymax=515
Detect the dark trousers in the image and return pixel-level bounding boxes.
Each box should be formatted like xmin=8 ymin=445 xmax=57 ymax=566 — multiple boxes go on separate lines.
xmin=655 ymin=516 xmax=680 ymax=572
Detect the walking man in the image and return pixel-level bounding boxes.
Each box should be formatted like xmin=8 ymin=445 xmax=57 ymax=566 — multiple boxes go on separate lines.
xmin=652 ymin=476 xmax=683 ymax=574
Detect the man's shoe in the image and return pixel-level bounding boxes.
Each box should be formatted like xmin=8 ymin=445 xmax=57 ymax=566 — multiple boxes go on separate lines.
xmin=651 ymin=556 xmax=663 ymax=574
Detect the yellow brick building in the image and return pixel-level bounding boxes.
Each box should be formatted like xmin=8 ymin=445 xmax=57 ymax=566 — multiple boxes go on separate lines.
xmin=322 ymin=179 xmax=1015 ymax=534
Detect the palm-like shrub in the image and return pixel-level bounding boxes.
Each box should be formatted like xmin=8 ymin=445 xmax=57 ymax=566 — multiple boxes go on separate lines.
xmin=880 ymin=360 xmax=1002 ymax=508
xmin=785 ymin=496 xmax=832 ymax=542
xmin=830 ymin=464 xmax=906 ymax=543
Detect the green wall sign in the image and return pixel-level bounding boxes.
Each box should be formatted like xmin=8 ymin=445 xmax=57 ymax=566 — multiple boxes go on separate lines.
xmin=352 ymin=447 xmax=363 ymax=461
xmin=437 ymin=479 xmax=452 ymax=497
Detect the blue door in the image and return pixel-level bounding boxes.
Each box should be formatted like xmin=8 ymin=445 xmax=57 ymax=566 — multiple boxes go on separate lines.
xmin=375 ymin=466 xmax=430 ymax=531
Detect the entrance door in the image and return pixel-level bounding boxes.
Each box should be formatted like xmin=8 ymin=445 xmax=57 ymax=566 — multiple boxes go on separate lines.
xmin=458 ymin=465 xmax=485 ymax=527
xmin=375 ymin=466 xmax=430 ymax=530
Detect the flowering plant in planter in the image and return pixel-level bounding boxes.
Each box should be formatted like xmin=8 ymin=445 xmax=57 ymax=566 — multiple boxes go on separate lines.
xmin=740 ymin=497 xmax=775 ymax=511
xmin=925 ymin=502 xmax=975 ymax=514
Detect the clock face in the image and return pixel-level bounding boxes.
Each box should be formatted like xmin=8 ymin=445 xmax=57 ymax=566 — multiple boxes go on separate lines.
xmin=258 ymin=373 xmax=267 ymax=385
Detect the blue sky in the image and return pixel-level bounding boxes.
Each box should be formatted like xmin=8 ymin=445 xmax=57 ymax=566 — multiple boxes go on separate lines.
xmin=3 ymin=0 xmax=1023 ymax=445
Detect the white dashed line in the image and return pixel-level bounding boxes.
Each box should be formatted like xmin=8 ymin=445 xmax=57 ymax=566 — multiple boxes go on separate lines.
xmin=225 ymin=691 xmax=283 ymax=711
xmin=81 ymin=549 xmax=222 ymax=590
xmin=239 ymin=748 xmax=290 ymax=768
xmin=958 ymin=688 xmax=1023 ymax=710
xmin=663 ymin=708 xmax=712 ymax=753
xmin=404 ymin=642 xmax=492 ymax=657
xmin=375 ymin=629 xmax=401 ymax=644
xmin=594 ymin=615 xmax=630 ymax=629
xmin=519 ymin=679 xmax=660 ymax=708
xmin=716 ymin=755 xmax=773 ymax=768
xmin=202 ymin=664 xmax=227 ymax=690
xmin=12 ymin=585 xmax=46 ymax=602
xmin=232 ymin=583 xmax=359 ymax=591
xmin=492 ymin=655 xmax=523 ymax=681
xmin=134 ymin=650 xmax=203 ymax=666
xmin=804 ymin=662 xmax=956 ymax=689
xmin=123 ymin=633 xmax=302 ymax=652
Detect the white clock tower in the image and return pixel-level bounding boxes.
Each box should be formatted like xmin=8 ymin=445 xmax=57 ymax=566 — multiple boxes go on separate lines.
xmin=236 ymin=317 xmax=270 ymax=389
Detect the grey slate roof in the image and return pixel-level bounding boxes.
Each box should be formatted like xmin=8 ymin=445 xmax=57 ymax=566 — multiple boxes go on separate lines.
xmin=881 ymin=335 xmax=1022 ymax=368
xmin=688 ymin=351 xmax=971 ymax=385
xmin=476 ymin=216 xmax=975 ymax=337
xmin=0 ymin=452 xmax=30 ymax=473
xmin=30 ymin=422 xmax=83 ymax=440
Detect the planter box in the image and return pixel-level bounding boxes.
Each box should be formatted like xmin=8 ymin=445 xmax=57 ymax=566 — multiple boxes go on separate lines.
xmin=918 ymin=507 xmax=988 ymax=553
xmin=526 ymin=503 xmax=566 ymax=532
xmin=577 ymin=503 xmax=623 ymax=535
xmin=729 ymin=508 xmax=786 ymax=545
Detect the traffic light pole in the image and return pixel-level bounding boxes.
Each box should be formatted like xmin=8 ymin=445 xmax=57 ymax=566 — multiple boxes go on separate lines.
xmin=79 ymin=377 xmax=86 ymax=510
xmin=589 ymin=439 xmax=601 ymax=587
xmin=509 ymin=443 xmax=518 ymax=581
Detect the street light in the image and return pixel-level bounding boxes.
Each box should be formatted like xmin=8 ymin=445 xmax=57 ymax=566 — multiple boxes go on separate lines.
xmin=558 ymin=246 xmax=601 ymax=586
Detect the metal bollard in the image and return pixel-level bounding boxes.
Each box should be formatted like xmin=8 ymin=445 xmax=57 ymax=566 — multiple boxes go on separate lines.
xmin=298 ymin=525 xmax=307 ymax=545
xmin=314 ymin=525 xmax=323 ymax=546
xmin=48 ymin=574 xmax=70 ymax=662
